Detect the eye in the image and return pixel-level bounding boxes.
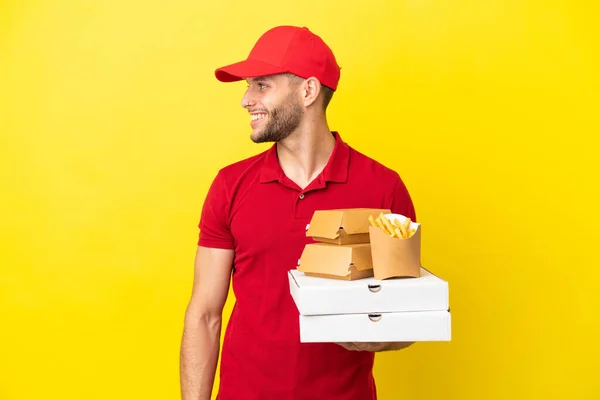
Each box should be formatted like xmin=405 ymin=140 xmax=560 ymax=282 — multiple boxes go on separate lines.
xmin=258 ymin=83 xmax=267 ymax=90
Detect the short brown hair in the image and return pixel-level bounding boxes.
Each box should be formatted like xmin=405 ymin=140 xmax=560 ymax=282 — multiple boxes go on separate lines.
xmin=320 ymin=85 xmax=334 ymax=111
xmin=284 ymin=73 xmax=334 ymax=111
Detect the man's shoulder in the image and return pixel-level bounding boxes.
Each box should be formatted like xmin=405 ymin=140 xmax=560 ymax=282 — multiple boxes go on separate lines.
xmin=214 ymin=148 xmax=270 ymax=180
xmin=348 ymin=145 xmax=401 ymax=182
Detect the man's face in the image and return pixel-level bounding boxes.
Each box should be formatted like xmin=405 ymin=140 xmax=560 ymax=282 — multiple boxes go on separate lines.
xmin=242 ymin=75 xmax=303 ymax=143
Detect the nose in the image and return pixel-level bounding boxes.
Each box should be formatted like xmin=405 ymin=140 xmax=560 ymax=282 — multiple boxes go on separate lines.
xmin=241 ymin=90 xmax=255 ymax=109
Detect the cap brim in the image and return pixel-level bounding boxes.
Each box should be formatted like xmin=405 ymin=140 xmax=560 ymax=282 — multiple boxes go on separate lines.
xmin=215 ymin=59 xmax=288 ymax=82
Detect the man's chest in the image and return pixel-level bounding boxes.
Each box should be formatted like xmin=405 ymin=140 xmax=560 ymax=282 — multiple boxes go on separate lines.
xmin=228 ymin=182 xmax=388 ymax=258
xmin=229 ymin=186 xmax=312 ymax=259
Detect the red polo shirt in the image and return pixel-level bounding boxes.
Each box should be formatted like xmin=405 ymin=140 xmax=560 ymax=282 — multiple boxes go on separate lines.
xmin=198 ymin=131 xmax=416 ymax=400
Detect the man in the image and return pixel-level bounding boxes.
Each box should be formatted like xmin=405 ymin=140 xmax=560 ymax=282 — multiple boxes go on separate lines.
xmin=180 ymin=25 xmax=416 ymax=400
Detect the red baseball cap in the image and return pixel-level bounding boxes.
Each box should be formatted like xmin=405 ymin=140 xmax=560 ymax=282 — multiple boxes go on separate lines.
xmin=215 ymin=26 xmax=341 ymax=91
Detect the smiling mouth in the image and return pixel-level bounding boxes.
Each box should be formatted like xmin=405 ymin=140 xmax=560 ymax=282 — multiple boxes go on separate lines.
xmin=251 ymin=113 xmax=267 ymax=122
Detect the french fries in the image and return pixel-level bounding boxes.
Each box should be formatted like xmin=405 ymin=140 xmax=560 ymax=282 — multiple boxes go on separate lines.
xmin=369 ymin=212 xmax=416 ymax=239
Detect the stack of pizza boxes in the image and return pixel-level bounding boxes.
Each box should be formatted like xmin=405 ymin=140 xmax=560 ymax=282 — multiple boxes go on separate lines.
xmin=289 ymin=208 xmax=451 ymax=343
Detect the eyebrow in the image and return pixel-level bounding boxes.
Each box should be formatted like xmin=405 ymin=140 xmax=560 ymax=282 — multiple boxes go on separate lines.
xmin=247 ymin=77 xmax=270 ymax=84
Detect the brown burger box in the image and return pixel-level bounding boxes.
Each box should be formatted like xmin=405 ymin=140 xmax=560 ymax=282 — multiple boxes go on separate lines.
xmin=305 ymin=208 xmax=391 ymax=245
xmin=298 ymin=208 xmax=391 ymax=281
xmin=297 ymin=242 xmax=374 ymax=280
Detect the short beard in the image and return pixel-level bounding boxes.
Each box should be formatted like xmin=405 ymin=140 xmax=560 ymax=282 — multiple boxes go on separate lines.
xmin=251 ymin=92 xmax=303 ymax=143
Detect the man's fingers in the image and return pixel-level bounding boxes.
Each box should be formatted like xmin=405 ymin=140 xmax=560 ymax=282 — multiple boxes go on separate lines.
xmin=337 ymin=342 xmax=413 ymax=352
xmin=335 ymin=342 xmax=378 ymax=351
xmin=335 ymin=342 xmax=359 ymax=351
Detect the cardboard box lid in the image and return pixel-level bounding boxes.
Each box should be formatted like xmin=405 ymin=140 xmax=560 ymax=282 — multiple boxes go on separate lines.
xmin=297 ymin=243 xmax=372 ymax=278
xmin=306 ymin=208 xmax=390 ymax=239
xmin=288 ymin=267 xmax=449 ymax=316
xmin=299 ymin=310 xmax=451 ymax=343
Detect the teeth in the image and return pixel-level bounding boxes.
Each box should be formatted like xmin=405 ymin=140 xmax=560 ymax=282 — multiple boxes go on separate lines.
xmin=251 ymin=113 xmax=266 ymax=121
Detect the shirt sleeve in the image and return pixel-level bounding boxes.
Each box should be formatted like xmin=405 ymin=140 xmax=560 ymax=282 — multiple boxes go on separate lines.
xmin=388 ymin=173 xmax=417 ymax=221
xmin=197 ymin=170 xmax=235 ymax=249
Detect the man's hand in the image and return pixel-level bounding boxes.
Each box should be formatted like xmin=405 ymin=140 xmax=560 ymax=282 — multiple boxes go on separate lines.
xmin=336 ymin=342 xmax=414 ymax=352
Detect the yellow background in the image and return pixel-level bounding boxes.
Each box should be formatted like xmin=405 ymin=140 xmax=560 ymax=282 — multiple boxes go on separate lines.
xmin=1 ymin=0 xmax=599 ymax=399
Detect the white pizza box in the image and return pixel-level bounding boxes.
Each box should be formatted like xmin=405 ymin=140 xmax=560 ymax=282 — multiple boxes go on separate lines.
xmin=299 ymin=310 xmax=451 ymax=343
xmin=288 ymin=267 xmax=449 ymax=316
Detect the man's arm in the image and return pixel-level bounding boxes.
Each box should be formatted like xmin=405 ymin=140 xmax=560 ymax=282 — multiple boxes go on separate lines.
xmin=180 ymin=246 xmax=234 ymax=400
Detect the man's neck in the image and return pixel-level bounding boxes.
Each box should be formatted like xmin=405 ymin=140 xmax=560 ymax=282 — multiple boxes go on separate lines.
xmin=276 ymin=122 xmax=336 ymax=190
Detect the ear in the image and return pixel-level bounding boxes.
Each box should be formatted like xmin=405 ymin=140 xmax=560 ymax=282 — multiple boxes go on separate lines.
xmin=300 ymin=77 xmax=321 ymax=108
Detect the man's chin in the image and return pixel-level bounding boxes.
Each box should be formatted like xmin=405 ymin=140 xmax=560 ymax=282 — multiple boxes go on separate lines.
xmin=250 ymin=130 xmax=274 ymax=144
xmin=250 ymin=132 xmax=264 ymax=144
